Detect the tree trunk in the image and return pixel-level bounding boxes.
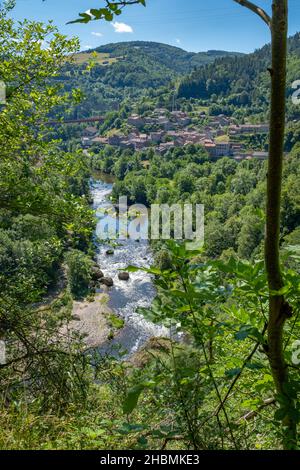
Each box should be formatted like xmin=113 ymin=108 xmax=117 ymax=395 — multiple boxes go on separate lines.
xmin=265 ymin=0 xmax=297 ymax=449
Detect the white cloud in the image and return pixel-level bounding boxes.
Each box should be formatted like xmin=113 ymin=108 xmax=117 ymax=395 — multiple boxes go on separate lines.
xmin=83 ymin=45 xmax=92 ymax=50
xmin=112 ymin=22 xmax=133 ymax=33
xmin=91 ymin=32 xmax=103 ymax=37
xmin=176 ymin=38 xmax=181 ymax=45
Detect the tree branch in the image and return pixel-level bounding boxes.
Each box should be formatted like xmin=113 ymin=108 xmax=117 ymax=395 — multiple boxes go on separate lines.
xmin=0 ymin=348 xmax=80 ymax=370
xmin=106 ymin=1 xmax=142 ymax=5
xmin=237 ymin=398 xmax=276 ymax=423
xmin=233 ymin=0 xmax=272 ymax=28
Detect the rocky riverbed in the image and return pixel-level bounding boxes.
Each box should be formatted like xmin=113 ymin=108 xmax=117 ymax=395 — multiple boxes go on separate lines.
xmin=90 ymin=176 xmax=169 ymax=357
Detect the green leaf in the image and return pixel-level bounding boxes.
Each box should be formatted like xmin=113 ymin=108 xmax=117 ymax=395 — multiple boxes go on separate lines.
xmin=234 ymin=325 xmax=265 ymax=343
xmin=125 ymin=265 xmax=141 ymax=272
xmin=123 ymin=385 xmax=144 ymax=414
xmin=137 ymin=436 xmax=148 ymax=446
xmin=67 ymin=13 xmax=92 ymax=25
xmin=126 ymin=265 xmax=162 ymax=275
xmin=245 ymin=361 xmax=264 ymax=371
xmin=270 ymin=284 xmax=291 ymax=296
xmin=108 ymin=4 xmax=119 ymax=12
xmin=90 ymin=9 xmax=106 ymax=19
xmin=104 ymin=11 xmax=114 ymax=21
xmin=225 ymin=367 xmax=242 ymax=378
xmin=118 ymin=423 xmax=146 ymax=434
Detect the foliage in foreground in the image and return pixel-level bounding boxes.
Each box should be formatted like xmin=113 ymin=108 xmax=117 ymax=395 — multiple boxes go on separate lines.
xmin=0 ymin=3 xmax=95 ymax=411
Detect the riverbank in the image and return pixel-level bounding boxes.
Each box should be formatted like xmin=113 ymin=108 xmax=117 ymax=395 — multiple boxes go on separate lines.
xmin=36 ymin=266 xmax=124 ymax=350
xmin=66 ymin=293 xmax=116 ymax=349
xmin=91 ymin=176 xmax=169 ymax=357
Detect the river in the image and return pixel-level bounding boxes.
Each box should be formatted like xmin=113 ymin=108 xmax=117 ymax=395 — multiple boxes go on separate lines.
xmin=90 ymin=175 xmax=169 ymax=357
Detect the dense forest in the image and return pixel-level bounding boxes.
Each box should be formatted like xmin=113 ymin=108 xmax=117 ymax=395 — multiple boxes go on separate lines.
xmin=93 ymin=41 xmax=244 ymax=73
xmin=92 ymin=142 xmax=300 ymax=261
xmin=57 ymin=41 xmax=242 ymax=118
xmin=178 ymin=32 xmax=300 ymax=121
xmin=0 ymin=0 xmax=300 ymax=453
xmin=55 ymin=33 xmax=300 ymax=124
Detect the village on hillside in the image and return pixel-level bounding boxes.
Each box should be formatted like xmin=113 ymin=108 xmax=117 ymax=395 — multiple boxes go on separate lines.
xmin=81 ymin=108 xmax=269 ymax=161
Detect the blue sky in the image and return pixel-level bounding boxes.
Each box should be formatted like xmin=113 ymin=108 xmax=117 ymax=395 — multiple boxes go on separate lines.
xmin=9 ymin=0 xmax=300 ymax=53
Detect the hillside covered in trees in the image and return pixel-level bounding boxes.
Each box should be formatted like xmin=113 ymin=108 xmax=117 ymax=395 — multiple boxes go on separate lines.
xmin=93 ymin=41 xmax=243 ymax=73
xmin=58 ymin=41 xmax=242 ymax=117
xmin=178 ymin=32 xmax=300 ymax=120
xmin=56 ymin=35 xmax=300 ymax=123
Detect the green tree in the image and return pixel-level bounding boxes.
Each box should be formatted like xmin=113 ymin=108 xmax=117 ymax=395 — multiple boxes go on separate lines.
xmin=238 ymin=0 xmax=297 ymax=449
xmin=65 ymin=249 xmax=93 ymax=299
xmin=0 ymin=2 xmax=93 ymax=408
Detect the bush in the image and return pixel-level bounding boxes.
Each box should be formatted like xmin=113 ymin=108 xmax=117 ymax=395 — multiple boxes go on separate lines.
xmin=11 ymin=214 xmax=56 ymax=241
xmin=65 ymin=249 xmax=93 ymax=299
xmin=155 ymin=249 xmax=173 ymax=271
xmin=0 ymin=229 xmax=62 ymax=299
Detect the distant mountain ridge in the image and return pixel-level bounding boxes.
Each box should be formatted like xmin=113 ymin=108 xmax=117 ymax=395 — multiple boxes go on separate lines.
xmin=84 ymin=41 xmax=244 ymax=74
xmin=64 ymin=37 xmax=299 ymax=119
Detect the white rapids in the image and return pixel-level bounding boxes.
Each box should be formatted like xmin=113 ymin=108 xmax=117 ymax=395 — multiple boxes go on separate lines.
xmin=91 ymin=178 xmax=169 ymax=357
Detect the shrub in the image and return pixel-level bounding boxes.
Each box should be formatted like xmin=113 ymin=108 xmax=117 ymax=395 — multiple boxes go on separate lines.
xmin=65 ymin=249 xmax=93 ymax=299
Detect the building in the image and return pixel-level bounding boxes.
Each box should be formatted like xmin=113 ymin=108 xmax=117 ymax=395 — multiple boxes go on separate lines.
xmin=178 ymin=131 xmax=205 ymax=145
xmin=127 ymin=114 xmax=145 ymax=128
xmin=82 ymin=126 xmax=98 ymax=138
xmin=91 ymin=136 xmax=108 ymax=146
xmin=81 ymin=137 xmax=92 ymax=148
xmin=170 ymin=111 xmax=191 ymax=127
xmin=215 ymin=141 xmax=231 ymax=157
xmin=144 ymin=117 xmax=156 ymax=126
xmin=119 ymin=140 xmax=134 ymax=150
xmin=212 ymin=114 xmax=230 ymax=126
xmin=204 ymin=140 xmax=216 ymax=157
xmin=252 ymin=151 xmax=268 ymax=160
xmin=108 ymin=134 xmax=124 ymax=145
xmin=157 ymin=116 xmax=173 ymax=130
xmin=129 ymin=134 xmax=150 ymax=150
xmin=229 ymin=124 xmax=269 ymax=135
xmin=150 ymin=132 xmax=163 ymax=143
xmin=152 ymin=108 xmax=168 ymax=116
xmin=157 ymin=142 xmax=176 ymax=154
xmin=203 ymin=139 xmax=232 ymax=158
xmin=231 ymin=143 xmax=244 ymax=153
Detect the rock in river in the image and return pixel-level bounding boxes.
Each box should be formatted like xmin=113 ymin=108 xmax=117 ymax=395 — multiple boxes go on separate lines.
xmin=100 ymin=276 xmax=114 ymax=287
xmin=91 ymin=266 xmax=104 ymax=280
xmin=118 ymin=272 xmax=130 ymax=281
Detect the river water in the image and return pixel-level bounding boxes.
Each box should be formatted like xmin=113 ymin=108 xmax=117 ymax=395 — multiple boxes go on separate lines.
xmin=90 ymin=176 xmax=169 ymax=357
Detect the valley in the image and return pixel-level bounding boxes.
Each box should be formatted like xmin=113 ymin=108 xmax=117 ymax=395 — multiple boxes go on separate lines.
xmin=1 ymin=1 xmax=300 ymax=452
